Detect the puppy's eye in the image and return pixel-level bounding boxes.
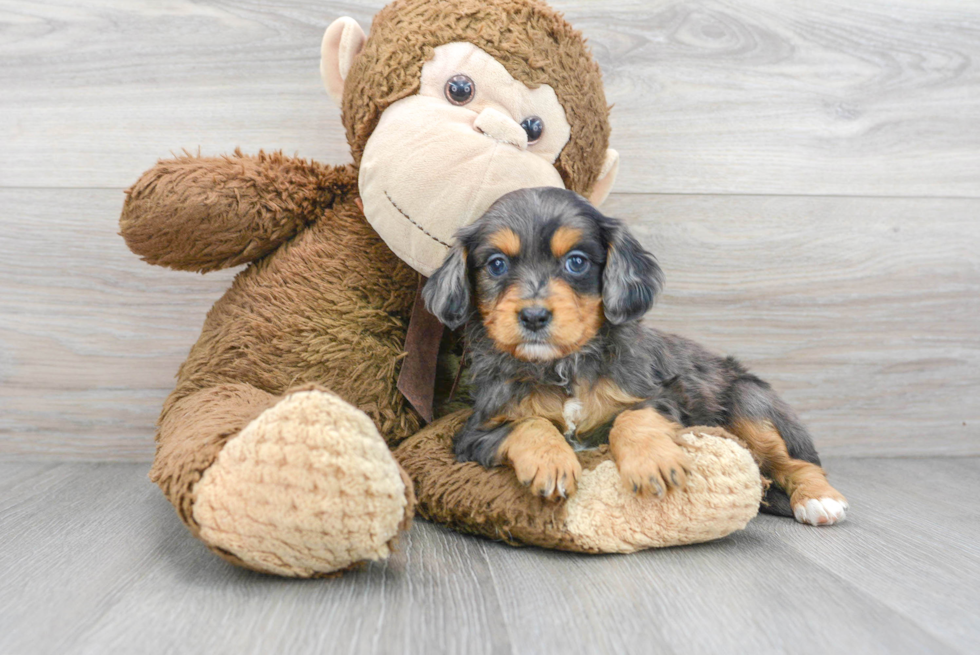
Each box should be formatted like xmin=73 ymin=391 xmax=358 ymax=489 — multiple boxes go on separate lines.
xmin=520 ymin=116 xmax=544 ymax=143
xmin=564 ymin=251 xmax=590 ymax=275
xmin=445 ymin=75 xmax=475 ymax=106
xmin=487 ymin=255 xmax=510 ymax=277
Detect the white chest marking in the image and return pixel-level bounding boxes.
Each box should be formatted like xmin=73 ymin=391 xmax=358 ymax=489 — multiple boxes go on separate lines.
xmin=562 ymin=397 xmax=583 ymax=438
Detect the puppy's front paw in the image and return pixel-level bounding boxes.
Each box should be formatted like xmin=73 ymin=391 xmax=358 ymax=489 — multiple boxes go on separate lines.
xmin=501 ymin=419 xmax=582 ymax=501
xmin=616 ymin=440 xmax=692 ymax=497
xmin=511 ymin=443 xmax=582 ymax=501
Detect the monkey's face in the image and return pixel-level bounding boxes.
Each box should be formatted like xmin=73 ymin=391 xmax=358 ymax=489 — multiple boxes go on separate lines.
xmin=358 ymin=43 xmax=572 ymax=276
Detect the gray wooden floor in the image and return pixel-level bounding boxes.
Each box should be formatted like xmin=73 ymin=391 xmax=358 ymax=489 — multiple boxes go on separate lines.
xmin=1 ymin=457 xmax=978 ymax=655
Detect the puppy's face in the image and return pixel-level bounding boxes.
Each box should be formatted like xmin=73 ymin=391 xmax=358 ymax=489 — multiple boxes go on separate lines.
xmin=468 ymin=209 xmax=604 ymax=361
xmin=424 ymin=187 xmax=664 ymax=362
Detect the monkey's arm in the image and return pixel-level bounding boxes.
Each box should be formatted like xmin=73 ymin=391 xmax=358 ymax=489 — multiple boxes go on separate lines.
xmin=120 ymin=150 xmax=354 ymax=272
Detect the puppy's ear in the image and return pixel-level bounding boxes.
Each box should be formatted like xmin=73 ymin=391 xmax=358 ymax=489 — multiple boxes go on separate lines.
xmin=422 ymin=245 xmax=471 ymax=329
xmin=602 ymin=225 xmax=664 ymax=325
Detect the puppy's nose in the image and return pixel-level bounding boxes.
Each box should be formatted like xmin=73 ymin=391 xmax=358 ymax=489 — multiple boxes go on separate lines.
xmin=519 ymin=306 xmax=552 ymax=332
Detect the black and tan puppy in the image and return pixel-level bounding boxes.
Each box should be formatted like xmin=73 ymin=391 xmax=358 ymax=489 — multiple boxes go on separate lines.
xmin=423 ymin=187 xmax=848 ymax=525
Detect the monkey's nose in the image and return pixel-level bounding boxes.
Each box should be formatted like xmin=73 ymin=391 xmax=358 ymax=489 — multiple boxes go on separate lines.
xmin=474 ymin=107 xmax=529 ymax=150
xmin=519 ymin=306 xmax=552 ymax=332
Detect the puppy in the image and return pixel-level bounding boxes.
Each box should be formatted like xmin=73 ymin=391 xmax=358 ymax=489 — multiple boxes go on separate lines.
xmin=423 ymin=187 xmax=848 ymax=526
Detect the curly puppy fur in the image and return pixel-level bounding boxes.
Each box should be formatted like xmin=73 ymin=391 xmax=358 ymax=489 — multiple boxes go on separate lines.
xmin=424 ymin=188 xmax=847 ymax=519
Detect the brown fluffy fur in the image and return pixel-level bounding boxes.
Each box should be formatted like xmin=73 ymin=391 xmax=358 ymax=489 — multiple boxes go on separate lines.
xmin=121 ymin=150 xmax=344 ymax=273
xmin=121 ymin=0 xmax=613 ymax=566
xmin=489 ymin=228 xmax=522 ymax=257
xmin=571 ymin=378 xmax=646 ymax=435
xmin=545 ymin=280 xmax=604 ymax=357
xmin=550 ymin=226 xmax=582 ymax=258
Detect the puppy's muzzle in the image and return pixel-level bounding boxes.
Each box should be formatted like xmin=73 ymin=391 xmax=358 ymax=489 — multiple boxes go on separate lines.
xmin=518 ymin=306 xmax=552 ymax=332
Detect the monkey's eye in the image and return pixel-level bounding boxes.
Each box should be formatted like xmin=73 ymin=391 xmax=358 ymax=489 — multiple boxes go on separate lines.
xmin=520 ymin=116 xmax=544 ymax=143
xmin=564 ymin=251 xmax=590 ymax=276
xmin=486 ymin=255 xmax=510 ymax=277
xmin=445 ymin=75 xmax=475 ymax=106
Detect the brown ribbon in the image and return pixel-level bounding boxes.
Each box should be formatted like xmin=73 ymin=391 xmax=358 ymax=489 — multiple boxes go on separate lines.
xmin=396 ymin=276 xmax=444 ymax=424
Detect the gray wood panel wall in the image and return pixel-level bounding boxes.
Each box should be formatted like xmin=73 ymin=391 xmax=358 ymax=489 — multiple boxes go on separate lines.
xmin=1 ymin=0 xmax=978 ymax=459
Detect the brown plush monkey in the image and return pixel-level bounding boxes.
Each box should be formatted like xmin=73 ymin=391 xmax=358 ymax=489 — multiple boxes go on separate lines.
xmin=121 ymin=0 xmax=762 ymax=577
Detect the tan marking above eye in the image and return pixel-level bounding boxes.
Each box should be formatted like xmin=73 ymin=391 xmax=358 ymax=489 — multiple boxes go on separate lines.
xmin=550 ymin=226 xmax=582 ymax=258
xmin=489 ymin=228 xmax=521 ymax=257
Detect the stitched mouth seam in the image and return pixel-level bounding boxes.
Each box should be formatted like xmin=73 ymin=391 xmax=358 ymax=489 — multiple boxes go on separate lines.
xmin=384 ymin=190 xmax=451 ymax=248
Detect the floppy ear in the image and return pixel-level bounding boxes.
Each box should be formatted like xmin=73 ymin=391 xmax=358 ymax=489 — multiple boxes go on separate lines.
xmin=602 ymin=225 xmax=664 ymax=325
xmin=422 ymin=245 xmax=471 ymax=329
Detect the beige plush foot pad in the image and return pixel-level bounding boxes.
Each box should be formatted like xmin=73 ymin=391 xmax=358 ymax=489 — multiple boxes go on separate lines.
xmin=193 ymin=390 xmax=410 ymax=577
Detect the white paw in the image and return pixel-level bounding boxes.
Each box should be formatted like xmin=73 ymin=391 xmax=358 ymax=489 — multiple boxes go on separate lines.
xmin=793 ymin=497 xmax=848 ymax=526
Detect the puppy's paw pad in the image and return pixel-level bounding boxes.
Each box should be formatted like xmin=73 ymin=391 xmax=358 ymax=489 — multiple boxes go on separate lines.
xmin=511 ymin=446 xmax=581 ymax=502
xmin=793 ymin=497 xmax=848 ymax=526
xmin=617 ymin=446 xmax=691 ymax=496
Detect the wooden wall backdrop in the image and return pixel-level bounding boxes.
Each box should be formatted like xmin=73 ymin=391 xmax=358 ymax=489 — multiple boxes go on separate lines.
xmin=1 ymin=0 xmax=977 ymax=459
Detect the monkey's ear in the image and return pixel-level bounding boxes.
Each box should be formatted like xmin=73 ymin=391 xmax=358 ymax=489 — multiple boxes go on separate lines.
xmin=320 ymin=17 xmax=367 ymax=106
xmin=588 ymin=149 xmax=619 ymax=207
xmin=422 ymin=245 xmax=471 ymax=330
xmin=602 ymin=223 xmax=664 ymax=325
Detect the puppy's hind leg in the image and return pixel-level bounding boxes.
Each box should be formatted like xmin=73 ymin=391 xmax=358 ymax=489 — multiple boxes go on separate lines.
xmin=728 ymin=379 xmax=848 ymax=526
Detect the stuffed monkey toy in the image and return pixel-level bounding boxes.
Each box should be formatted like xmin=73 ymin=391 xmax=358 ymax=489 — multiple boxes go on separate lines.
xmin=121 ymin=0 xmax=763 ymax=578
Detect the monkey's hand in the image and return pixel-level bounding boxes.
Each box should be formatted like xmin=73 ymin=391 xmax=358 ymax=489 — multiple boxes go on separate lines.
xmin=120 ymin=150 xmax=352 ymax=272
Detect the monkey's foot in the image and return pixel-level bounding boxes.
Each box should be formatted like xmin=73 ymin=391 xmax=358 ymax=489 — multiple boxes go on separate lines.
xmin=192 ymin=389 xmax=413 ymax=577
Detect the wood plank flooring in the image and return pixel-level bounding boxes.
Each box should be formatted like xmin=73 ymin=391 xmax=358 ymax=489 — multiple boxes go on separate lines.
xmin=1 ymin=458 xmax=977 ymax=655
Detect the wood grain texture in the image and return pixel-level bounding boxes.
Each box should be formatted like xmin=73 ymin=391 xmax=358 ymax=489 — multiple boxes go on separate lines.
xmin=1 ymin=0 xmax=979 ymax=195
xmin=605 ymin=193 xmax=980 ymax=457
xmin=2 ymin=188 xmax=977 ymax=459
xmin=0 ymin=189 xmax=238 ymax=458
xmin=1 ymin=459 xmax=977 ymax=654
